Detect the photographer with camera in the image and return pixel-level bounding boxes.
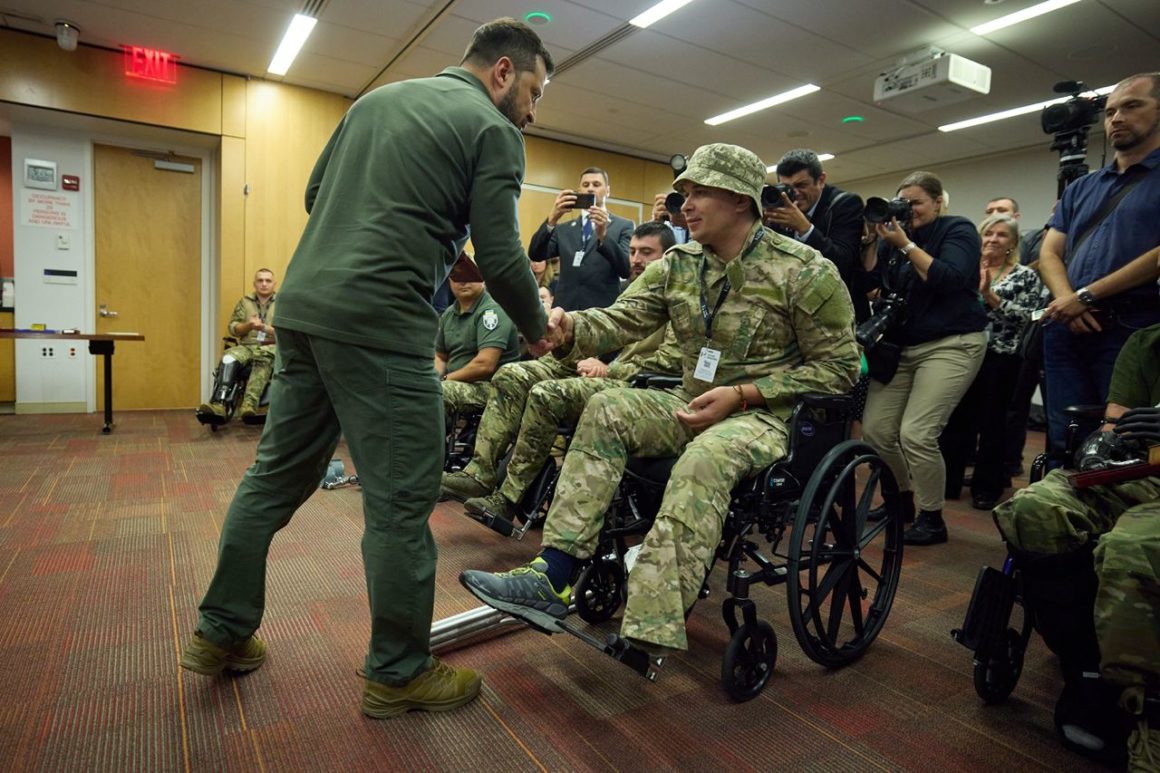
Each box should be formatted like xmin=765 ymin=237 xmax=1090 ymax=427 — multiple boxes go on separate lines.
xmin=529 ymin=167 xmax=634 ymax=311
xmin=1037 ymin=72 xmax=1160 ymax=456
xmin=765 ymin=149 xmax=869 ymax=322
xmin=859 ymin=171 xmax=988 ymax=546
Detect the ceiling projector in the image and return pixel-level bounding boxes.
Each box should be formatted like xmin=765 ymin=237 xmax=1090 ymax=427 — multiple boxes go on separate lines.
xmin=874 ymin=50 xmax=991 ymax=113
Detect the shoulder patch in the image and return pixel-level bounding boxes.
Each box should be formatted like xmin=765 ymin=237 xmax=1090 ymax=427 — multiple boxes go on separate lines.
xmin=481 ymin=309 xmax=499 ymax=331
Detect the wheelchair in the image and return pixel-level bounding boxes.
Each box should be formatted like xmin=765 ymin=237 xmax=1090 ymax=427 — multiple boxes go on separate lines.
xmin=443 ymin=403 xmax=573 ymax=539
xmin=560 ymin=385 xmax=904 ymax=701
xmin=951 ymin=404 xmax=1105 ymax=704
xmin=195 ymin=337 xmax=271 ymax=431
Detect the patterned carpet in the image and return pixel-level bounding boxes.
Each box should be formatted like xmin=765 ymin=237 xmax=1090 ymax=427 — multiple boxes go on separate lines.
xmin=0 ymin=410 xmax=1101 ymax=771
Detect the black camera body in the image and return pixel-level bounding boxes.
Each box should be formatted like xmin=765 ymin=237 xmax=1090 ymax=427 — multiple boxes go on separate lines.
xmin=761 ymin=183 xmax=794 ymax=209
xmin=1041 ymin=81 xmax=1107 ymax=196
xmin=664 ymin=191 xmax=685 ymax=216
xmin=569 ymin=193 xmax=596 ymax=210
xmin=856 ymin=292 xmax=908 ymax=350
xmin=864 ymin=196 xmax=913 ymax=224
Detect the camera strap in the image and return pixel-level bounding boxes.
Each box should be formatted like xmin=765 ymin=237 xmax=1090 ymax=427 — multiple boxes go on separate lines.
xmin=1066 ymin=165 xmax=1147 ymax=265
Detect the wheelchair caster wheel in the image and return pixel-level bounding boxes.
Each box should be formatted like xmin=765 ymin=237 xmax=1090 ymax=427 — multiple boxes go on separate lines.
xmin=721 ymin=620 xmax=777 ymax=702
xmin=574 ymin=560 xmax=626 ymax=624
xmin=973 ymin=627 xmax=1025 ymax=704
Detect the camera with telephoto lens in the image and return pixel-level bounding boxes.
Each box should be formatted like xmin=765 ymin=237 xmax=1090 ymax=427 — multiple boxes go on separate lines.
xmin=864 ymin=196 xmax=913 ymax=224
xmin=664 ymin=191 xmax=685 ymax=216
xmin=856 ymin=292 xmax=908 ymax=351
xmin=761 ymin=183 xmax=794 ymax=209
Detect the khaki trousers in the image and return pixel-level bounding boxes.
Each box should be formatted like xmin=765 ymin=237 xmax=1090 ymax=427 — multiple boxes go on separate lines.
xmin=862 ymin=331 xmax=986 ymax=512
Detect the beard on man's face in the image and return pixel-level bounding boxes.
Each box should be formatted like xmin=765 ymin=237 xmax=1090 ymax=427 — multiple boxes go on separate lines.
xmin=498 ymin=85 xmax=522 ymax=128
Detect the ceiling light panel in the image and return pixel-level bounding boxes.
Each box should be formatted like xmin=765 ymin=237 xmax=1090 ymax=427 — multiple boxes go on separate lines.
xmin=705 ymin=84 xmax=821 ymax=126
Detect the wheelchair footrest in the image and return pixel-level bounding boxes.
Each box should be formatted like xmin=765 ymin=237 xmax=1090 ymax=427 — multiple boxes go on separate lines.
xmin=952 ymin=566 xmax=1017 ymax=652
xmin=557 ymin=623 xmax=664 ymax=682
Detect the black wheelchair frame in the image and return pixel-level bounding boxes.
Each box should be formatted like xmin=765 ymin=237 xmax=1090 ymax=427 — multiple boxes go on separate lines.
xmin=196 ymin=337 xmax=270 ymax=431
xmin=951 ymin=405 xmax=1103 ymax=704
xmin=565 ymin=391 xmax=905 ymax=700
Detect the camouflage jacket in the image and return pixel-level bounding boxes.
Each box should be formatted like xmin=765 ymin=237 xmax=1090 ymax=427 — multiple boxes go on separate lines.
xmin=566 ymin=221 xmax=859 ymax=419
xmin=607 ymin=323 xmax=682 ymax=381
xmin=228 ymin=294 xmax=277 ymax=346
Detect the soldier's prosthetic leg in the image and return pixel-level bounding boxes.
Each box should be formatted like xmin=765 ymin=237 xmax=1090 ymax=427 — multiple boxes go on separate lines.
xmin=196 ymin=355 xmax=243 ymax=426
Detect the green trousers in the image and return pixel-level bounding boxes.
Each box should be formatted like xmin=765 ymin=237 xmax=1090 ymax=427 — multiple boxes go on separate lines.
xmin=197 ymin=329 xmax=443 ymax=686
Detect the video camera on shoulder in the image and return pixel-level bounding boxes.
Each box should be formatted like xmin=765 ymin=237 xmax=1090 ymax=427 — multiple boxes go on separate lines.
xmin=568 ymin=193 xmax=596 ymax=210
xmin=761 ymin=183 xmax=794 ymax=209
xmin=864 ymin=196 xmax=912 ymax=224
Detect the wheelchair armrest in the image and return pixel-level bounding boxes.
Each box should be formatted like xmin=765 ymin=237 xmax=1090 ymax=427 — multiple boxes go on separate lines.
xmin=799 ymin=393 xmax=854 ymax=415
xmin=1063 ymin=404 xmax=1105 ymax=421
xmin=630 ymin=373 xmax=682 ymax=390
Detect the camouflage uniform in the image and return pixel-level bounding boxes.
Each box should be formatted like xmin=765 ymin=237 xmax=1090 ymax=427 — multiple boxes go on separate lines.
xmin=541 ymin=145 xmax=859 ymax=652
xmin=224 ymin=294 xmax=277 ymax=410
xmin=495 ymin=325 xmax=683 ymax=505
xmin=461 ymin=309 xmax=677 ymax=491
xmin=993 ymin=323 xmax=1160 ymax=712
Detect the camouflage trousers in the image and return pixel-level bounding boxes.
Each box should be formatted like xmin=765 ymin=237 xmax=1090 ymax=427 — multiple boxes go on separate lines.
xmin=463 ymin=357 xmax=574 ymax=487
xmin=222 ymin=344 xmax=275 ymax=410
xmin=993 ymin=469 xmax=1160 ymax=702
xmin=441 ymin=380 xmax=491 ymax=416
xmin=542 ymin=388 xmax=789 ymax=651
xmin=497 ymin=376 xmax=626 ymax=505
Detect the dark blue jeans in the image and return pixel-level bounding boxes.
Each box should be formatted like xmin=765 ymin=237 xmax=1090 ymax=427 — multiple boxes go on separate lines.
xmin=1043 ymin=309 xmax=1160 ymax=455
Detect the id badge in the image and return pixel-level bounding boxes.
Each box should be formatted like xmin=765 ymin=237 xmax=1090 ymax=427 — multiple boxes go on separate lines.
xmin=694 ymin=346 xmax=721 ymax=382
xmin=256 ymin=330 xmax=267 ymax=344
xmin=573 ymin=250 xmax=586 ymax=267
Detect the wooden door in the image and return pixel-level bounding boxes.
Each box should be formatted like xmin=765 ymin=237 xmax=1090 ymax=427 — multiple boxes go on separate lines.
xmin=94 ymin=144 xmax=201 ymax=409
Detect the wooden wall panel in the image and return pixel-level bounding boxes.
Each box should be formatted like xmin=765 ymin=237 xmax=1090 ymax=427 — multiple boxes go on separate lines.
xmin=243 ymin=81 xmax=350 ymax=287
xmin=0 ymin=311 xmax=13 ymax=402
xmin=218 ymin=136 xmax=246 ymax=337
xmin=221 ymin=75 xmax=247 ymax=139
xmin=0 ymin=30 xmax=224 ymax=136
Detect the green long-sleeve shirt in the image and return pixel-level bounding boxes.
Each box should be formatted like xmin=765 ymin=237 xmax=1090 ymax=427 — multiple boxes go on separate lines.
xmin=274 ymin=67 xmax=547 ymax=356
xmin=565 ymin=221 xmax=860 ymax=419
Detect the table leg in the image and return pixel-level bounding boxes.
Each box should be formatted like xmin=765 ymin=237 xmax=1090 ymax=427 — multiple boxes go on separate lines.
xmin=88 ymin=340 xmax=116 ymax=433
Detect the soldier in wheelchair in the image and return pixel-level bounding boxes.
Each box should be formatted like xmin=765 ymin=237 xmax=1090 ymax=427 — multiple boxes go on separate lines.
xmin=961 ymin=320 xmax=1160 ymax=768
xmin=460 ymin=144 xmax=888 ymax=693
xmin=196 ymin=268 xmax=277 ymax=428
xmin=441 ymin=222 xmax=679 ymax=533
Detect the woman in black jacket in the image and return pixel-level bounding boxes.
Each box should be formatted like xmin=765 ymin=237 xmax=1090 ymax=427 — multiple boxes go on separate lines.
xmin=860 ymin=171 xmax=988 ymax=546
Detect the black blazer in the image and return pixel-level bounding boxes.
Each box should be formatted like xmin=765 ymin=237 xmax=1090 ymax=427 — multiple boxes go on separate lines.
xmin=528 ymin=213 xmax=633 ymax=311
xmin=802 ymin=185 xmax=869 ymax=322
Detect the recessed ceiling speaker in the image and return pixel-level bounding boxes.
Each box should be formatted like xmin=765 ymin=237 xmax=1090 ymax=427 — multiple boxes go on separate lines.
xmin=55 ymin=20 xmax=80 ymax=52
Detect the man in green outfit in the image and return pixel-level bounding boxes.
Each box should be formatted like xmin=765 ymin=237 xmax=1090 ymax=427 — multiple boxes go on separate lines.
xmin=180 ymin=18 xmax=553 ymax=720
xmin=437 ymin=264 xmax=522 ymax=416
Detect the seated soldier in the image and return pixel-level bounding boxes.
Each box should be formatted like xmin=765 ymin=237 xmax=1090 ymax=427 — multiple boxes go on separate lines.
xmin=992 ymin=320 xmax=1160 ymax=769
xmin=436 ymin=264 xmax=522 ymax=416
xmin=441 ymin=222 xmax=677 ymax=508
xmin=459 ymin=143 xmax=859 ymax=659
xmin=197 ymin=268 xmax=278 ymax=423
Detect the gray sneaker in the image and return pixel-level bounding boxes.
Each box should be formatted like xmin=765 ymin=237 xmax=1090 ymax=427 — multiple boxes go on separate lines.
xmin=459 ymin=558 xmax=571 ymax=634
xmin=441 ymin=471 xmax=491 ymax=502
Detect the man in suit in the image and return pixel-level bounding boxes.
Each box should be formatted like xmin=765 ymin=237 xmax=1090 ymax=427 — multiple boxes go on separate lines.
xmin=528 ymin=167 xmax=633 ymax=310
xmin=765 ymin=149 xmax=868 ymax=322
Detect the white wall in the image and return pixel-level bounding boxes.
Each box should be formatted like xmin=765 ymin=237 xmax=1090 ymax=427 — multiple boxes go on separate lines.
xmin=839 ymin=140 xmax=1110 ymax=233
xmin=11 ymin=127 xmax=92 ymax=411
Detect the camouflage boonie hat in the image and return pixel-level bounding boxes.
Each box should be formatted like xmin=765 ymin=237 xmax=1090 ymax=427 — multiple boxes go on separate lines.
xmin=674 ymin=143 xmax=766 ymax=215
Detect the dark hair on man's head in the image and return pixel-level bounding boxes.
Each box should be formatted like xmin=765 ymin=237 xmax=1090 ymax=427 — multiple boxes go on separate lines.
xmin=1115 ymin=72 xmax=1160 ymax=100
xmin=255 ymin=268 xmax=274 ymax=277
xmin=633 ymin=221 xmax=676 ymax=252
xmin=775 ymin=149 xmax=823 ymax=181
xmin=987 ymin=196 xmax=1019 ymax=213
xmin=461 ymin=17 xmax=555 ymax=77
xmin=580 ymin=166 xmax=609 ymax=186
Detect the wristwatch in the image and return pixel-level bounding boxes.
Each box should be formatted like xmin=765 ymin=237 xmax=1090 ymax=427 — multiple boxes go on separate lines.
xmin=899 ymin=241 xmax=918 ymax=255
xmin=1076 ymin=286 xmax=1098 ymax=306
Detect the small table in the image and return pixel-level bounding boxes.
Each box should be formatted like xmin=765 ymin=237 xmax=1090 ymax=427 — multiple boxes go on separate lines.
xmin=0 ymin=330 xmax=146 ymax=433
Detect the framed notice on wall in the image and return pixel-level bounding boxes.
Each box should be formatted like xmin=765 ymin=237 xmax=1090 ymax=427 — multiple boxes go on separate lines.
xmin=24 ymin=159 xmax=58 ymax=190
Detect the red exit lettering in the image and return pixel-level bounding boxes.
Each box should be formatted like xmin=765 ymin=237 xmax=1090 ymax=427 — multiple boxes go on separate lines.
xmin=123 ymin=46 xmax=179 ymax=84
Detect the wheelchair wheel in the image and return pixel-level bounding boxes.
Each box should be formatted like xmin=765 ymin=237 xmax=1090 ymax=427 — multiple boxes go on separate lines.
xmin=973 ymin=599 xmax=1033 ymax=704
xmin=574 ymin=559 xmax=626 ymax=624
xmin=787 ymin=440 xmax=903 ymax=668
xmin=721 ymin=621 xmax=777 ymax=702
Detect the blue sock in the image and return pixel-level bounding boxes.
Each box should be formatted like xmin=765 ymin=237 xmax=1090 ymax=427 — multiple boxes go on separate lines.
xmin=536 ymin=548 xmax=576 ymax=591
